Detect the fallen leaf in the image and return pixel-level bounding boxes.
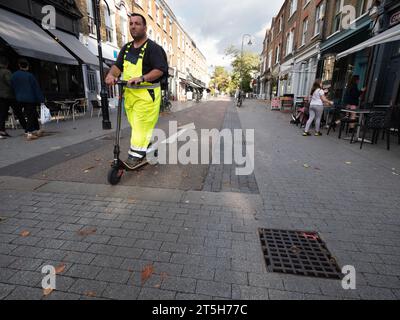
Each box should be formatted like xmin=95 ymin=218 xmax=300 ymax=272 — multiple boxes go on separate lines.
xmin=84 ymin=291 xmax=96 ymax=298
xmin=392 ymin=168 xmax=396 ymax=171
xmin=43 ymin=288 xmax=54 ymax=296
xmin=393 ymin=172 xmax=399 ymax=176
xmin=77 ymin=228 xmax=97 ymax=237
xmin=83 ymin=166 xmax=96 ymax=173
xmin=154 ymin=284 xmax=161 ymax=289
xmin=141 ymin=264 xmax=154 ymax=285
xmin=20 ymin=230 xmax=30 ymax=237
xmin=345 ymin=162 xmax=352 ymax=165
xmin=314 ymin=167 xmax=321 ymax=171
xmin=303 ymin=164 xmax=310 ymax=169
xmin=55 ymin=264 xmax=66 ymax=274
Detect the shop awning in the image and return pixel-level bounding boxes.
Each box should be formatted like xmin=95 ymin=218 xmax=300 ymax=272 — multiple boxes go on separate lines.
xmin=0 ymin=8 xmax=78 ymax=65
xmin=48 ymin=29 xmax=99 ymax=67
xmin=337 ymin=24 xmax=400 ymax=59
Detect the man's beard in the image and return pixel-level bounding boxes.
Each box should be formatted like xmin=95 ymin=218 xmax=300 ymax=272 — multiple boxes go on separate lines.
xmin=133 ymin=32 xmax=146 ymax=41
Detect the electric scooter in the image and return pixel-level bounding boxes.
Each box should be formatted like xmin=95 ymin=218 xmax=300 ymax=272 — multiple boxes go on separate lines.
xmin=107 ymin=80 xmax=158 ymax=186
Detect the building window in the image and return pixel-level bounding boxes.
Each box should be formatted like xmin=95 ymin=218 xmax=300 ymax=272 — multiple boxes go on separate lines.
xmin=286 ymin=30 xmax=294 ymax=55
xmin=275 ymin=45 xmax=280 ymax=64
xmin=332 ymin=0 xmax=343 ymax=33
xmin=303 ymin=0 xmax=311 ymax=8
xmin=182 ymin=35 xmax=185 ymax=51
xmin=268 ymin=50 xmax=272 ymax=68
xmin=357 ymin=0 xmax=373 ymax=17
xmin=322 ymin=56 xmax=335 ymax=83
xmin=148 ymin=27 xmax=154 ymax=40
xmin=156 ymin=5 xmax=161 ymax=25
xmin=169 ymin=20 xmax=173 ymax=36
xmin=87 ymin=0 xmax=96 ymax=35
xmin=177 ymin=30 xmax=181 ymax=49
xmin=314 ymin=2 xmax=324 ymax=36
xmin=163 ymin=14 xmax=167 ymax=31
xmin=301 ymin=18 xmax=308 ymax=46
xmin=279 ymin=17 xmax=283 ymax=33
xmin=87 ymin=71 xmax=97 ymax=93
xmin=135 ymin=0 xmax=143 ymax=8
xmin=156 ymin=34 xmax=161 ymax=45
xmin=148 ymin=0 xmax=152 ymax=16
xmin=104 ymin=7 xmax=114 ymax=43
xmin=289 ymin=0 xmax=297 ymax=18
xmin=120 ymin=15 xmax=127 ymax=44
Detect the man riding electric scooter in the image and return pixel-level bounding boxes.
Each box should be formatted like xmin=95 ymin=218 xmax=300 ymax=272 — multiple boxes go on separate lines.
xmin=105 ymin=13 xmax=168 ymax=170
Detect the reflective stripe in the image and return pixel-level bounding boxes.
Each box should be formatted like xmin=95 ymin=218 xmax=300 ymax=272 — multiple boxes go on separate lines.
xmin=128 ymin=150 xmax=144 ymax=158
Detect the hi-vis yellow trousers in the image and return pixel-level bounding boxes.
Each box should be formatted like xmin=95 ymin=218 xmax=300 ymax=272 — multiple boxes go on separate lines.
xmin=123 ymin=42 xmax=161 ymax=156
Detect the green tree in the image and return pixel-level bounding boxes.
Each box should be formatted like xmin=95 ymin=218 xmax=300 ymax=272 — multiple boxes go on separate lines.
xmin=225 ymin=45 xmax=259 ymax=93
xmin=209 ymin=66 xmax=231 ymax=95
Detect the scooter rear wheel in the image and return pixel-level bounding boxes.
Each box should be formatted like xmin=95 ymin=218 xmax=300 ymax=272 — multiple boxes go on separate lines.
xmin=108 ymin=167 xmax=123 ymax=185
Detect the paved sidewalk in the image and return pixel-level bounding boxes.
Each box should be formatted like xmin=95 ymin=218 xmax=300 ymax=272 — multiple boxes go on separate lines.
xmin=0 ymin=100 xmax=198 ymax=169
xmin=0 ymin=99 xmax=399 ymax=300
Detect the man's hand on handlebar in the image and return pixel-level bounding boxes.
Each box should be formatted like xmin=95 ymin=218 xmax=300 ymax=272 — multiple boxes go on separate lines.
xmin=105 ymin=74 xmax=118 ymax=86
xmin=127 ymin=77 xmax=144 ymax=86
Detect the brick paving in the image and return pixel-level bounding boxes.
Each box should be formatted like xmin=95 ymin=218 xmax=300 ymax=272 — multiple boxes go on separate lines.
xmin=0 ymin=99 xmax=399 ymax=300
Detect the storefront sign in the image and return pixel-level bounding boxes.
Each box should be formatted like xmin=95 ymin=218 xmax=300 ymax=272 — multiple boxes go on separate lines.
xmin=390 ymin=11 xmax=400 ymax=26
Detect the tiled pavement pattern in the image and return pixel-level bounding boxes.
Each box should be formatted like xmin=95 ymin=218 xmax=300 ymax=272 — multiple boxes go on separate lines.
xmin=203 ymin=103 xmax=259 ymax=194
xmin=0 ymin=98 xmax=399 ymax=300
xmin=237 ymin=100 xmax=400 ymax=300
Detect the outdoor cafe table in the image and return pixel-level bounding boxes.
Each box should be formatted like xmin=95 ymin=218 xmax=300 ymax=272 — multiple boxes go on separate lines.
xmin=341 ymin=109 xmax=372 ymax=143
xmin=53 ymin=100 xmax=79 ymax=122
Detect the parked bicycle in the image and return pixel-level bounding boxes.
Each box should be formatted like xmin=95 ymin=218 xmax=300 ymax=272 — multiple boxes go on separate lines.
xmin=160 ymin=90 xmax=172 ymax=112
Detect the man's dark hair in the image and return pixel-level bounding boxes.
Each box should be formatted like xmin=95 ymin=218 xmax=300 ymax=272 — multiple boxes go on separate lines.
xmin=130 ymin=13 xmax=147 ymax=26
xmin=18 ymin=58 xmax=29 ymax=69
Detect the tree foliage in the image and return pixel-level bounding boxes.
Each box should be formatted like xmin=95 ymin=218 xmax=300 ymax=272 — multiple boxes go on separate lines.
xmin=225 ymin=45 xmax=260 ymax=93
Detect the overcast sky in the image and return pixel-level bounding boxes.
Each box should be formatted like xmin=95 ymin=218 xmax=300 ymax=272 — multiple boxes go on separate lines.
xmin=167 ymin=0 xmax=285 ymax=69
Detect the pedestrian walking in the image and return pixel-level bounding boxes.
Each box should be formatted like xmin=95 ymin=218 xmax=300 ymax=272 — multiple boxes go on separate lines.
xmin=303 ymin=80 xmax=333 ymax=136
xmin=105 ymin=13 xmax=168 ymax=169
xmin=11 ymin=58 xmax=45 ymax=141
xmin=0 ymin=56 xmax=27 ymax=139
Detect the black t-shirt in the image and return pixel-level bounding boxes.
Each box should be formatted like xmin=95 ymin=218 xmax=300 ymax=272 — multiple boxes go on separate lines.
xmin=114 ymin=39 xmax=168 ymax=83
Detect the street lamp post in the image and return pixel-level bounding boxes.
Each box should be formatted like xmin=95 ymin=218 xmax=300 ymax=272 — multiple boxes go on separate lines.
xmin=240 ymin=34 xmax=253 ymax=94
xmin=93 ymin=0 xmax=112 ymax=130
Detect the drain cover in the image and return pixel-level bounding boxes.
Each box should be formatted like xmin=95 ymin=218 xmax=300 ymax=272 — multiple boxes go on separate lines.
xmin=259 ymin=228 xmax=342 ymax=279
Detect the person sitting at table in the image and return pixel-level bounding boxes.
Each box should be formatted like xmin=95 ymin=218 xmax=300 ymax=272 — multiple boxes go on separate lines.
xmin=343 ymin=75 xmax=365 ymax=132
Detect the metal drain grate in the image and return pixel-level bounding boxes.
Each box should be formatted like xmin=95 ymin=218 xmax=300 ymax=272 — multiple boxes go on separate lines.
xmin=259 ymin=228 xmax=342 ymax=279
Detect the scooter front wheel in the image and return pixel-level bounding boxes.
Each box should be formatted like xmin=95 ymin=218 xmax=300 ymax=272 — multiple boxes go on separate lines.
xmin=108 ymin=167 xmax=124 ymax=185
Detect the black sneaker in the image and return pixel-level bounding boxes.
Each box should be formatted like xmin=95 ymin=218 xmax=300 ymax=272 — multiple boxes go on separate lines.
xmin=302 ymin=132 xmax=311 ymax=136
xmin=314 ymin=132 xmax=323 ymax=136
xmin=124 ymin=156 xmax=145 ymax=170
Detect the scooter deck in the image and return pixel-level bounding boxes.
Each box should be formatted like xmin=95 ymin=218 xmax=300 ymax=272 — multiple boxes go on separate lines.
xmin=121 ymin=159 xmax=150 ymax=171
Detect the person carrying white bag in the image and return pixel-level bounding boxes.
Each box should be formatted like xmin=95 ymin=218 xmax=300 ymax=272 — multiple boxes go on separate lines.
xmin=11 ymin=59 xmax=46 ymax=141
xmin=40 ymin=103 xmax=51 ymax=125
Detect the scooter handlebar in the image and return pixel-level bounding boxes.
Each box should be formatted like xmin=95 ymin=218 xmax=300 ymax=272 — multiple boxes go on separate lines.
xmin=115 ymin=80 xmax=143 ymax=87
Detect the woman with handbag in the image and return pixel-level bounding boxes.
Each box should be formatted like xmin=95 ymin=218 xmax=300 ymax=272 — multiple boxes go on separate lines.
xmin=303 ymin=80 xmax=333 ymax=136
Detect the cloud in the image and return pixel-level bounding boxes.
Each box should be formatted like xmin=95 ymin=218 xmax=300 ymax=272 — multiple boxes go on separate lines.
xmin=167 ymin=0 xmax=284 ymax=68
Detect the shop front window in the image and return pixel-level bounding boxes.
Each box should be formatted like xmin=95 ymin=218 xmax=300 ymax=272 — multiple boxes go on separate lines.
xmin=39 ymin=61 xmax=58 ymax=93
xmin=322 ymin=56 xmax=335 ymax=83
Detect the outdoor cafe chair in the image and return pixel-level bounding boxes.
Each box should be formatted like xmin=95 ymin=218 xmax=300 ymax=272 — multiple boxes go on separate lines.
xmin=352 ymin=106 xmax=393 ymax=150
